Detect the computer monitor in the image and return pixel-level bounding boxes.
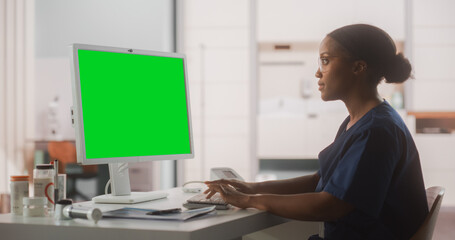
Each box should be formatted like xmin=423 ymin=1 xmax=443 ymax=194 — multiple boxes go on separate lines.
xmin=69 ymin=44 xmax=194 ymax=203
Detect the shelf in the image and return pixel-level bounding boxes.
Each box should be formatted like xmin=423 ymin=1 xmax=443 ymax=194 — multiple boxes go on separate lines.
xmin=258 ymin=42 xmax=319 ymax=52
xmin=408 ymin=112 xmax=455 ymax=134
xmin=408 ymin=112 xmax=455 ymax=119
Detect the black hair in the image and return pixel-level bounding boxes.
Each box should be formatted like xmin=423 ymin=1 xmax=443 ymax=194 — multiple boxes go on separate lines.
xmin=327 ymin=24 xmax=412 ymax=84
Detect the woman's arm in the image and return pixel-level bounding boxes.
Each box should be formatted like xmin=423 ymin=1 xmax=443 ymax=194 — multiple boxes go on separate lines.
xmin=206 ymin=183 xmax=353 ymax=222
xmin=250 ymin=191 xmax=353 ymax=221
xmin=205 ymin=172 xmax=320 ymax=195
xmin=254 ymin=172 xmax=320 ymax=194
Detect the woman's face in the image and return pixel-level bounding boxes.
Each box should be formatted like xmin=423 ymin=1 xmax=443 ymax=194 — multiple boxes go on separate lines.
xmin=315 ymin=36 xmax=356 ymax=101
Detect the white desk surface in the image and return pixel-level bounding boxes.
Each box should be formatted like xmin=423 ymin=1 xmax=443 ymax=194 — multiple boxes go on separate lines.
xmin=0 ymin=188 xmax=288 ymax=240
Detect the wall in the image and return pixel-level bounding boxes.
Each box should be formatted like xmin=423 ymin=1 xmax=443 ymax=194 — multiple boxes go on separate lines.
xmin=34 ymin=0 xmax=174 ymax=140
xmin=182 ymin=0 xmax=253 ymax=181
xmin=410 ymin=0 xmax=455 ymax=111
xmin=257 ymin=0 xmax=405 ymax=42
xmin=410 ymin=0 xmax=455 ymax=206
xmin=34 ymin=0 xmax=175 ymax=191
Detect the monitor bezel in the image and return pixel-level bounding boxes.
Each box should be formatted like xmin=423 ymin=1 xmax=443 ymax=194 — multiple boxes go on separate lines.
xmin=69 ymin=43 xmax=194 ymax=165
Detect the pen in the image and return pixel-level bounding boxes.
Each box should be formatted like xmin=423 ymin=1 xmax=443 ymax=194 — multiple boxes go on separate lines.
xmin=146 ymin=208 xmax=181 ymax=215
xmin=54 ymin=159 xmax=59 ymax=204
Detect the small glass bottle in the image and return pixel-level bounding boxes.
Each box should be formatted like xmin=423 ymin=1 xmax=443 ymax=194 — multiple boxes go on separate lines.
xmin=10 ymin=175 xmax=29 ymax=215
xmin=23 ymin=197 xmax=48 ymax=217
xmin=33 ymin=164 xmax=55 ymax=214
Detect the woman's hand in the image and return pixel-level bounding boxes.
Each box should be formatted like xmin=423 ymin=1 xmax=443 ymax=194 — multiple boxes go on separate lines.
xmin=204 ymin=182 xmax=252 ymax=209
xmin=205 ymin=179 xmax=257 ymax=194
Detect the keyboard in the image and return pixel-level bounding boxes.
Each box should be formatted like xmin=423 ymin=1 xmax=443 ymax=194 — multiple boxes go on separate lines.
xmin=184 ymin=192 xmax=229 ymax=210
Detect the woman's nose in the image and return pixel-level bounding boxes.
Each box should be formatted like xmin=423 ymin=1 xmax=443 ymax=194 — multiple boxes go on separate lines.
xmin=315 ymin=68 xmax=322 ymax=78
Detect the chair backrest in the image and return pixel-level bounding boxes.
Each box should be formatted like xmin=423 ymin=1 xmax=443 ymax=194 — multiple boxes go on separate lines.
xmin=47 ymin=141 xmax=97 ymax=173
xmin=48 ymin=141 xmax=77 ymax=173
xmin=410 ymin=186 xmax=445 ymax=240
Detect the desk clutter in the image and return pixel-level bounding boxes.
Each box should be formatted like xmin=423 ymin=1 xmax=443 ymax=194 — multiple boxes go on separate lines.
xmin=11 ymin=161 xmax=60 ymax=216
xmin=9 ymin=160 xmax=101 ymax=223
xmin=9 ymin=160 xmax=220 ymax=223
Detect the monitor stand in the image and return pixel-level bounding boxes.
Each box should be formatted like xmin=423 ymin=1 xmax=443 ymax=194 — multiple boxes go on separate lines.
xmin=92 ymin=163 xmax=168 ymax=204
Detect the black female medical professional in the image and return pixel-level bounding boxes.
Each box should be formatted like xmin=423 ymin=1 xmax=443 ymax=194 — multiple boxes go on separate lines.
xmin=205 ymin=24 xmax=428 ymax=240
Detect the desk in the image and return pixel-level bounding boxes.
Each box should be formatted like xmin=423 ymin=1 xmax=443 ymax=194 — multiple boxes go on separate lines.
xmin=0 ymin=188 xmax=289 ymax=240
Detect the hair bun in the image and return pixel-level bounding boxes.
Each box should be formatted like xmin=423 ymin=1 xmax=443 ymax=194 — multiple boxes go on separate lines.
xmin=384 ymin=53 xmax=412 ymax=83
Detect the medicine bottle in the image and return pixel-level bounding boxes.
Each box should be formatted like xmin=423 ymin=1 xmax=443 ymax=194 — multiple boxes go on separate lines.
xmin=33 ymin=164 xmax=55 ymax=214
xmin=10 ymin=175 xmax=29 ymax=215
xmin=23 ymin=197 xmax=48 ymax=217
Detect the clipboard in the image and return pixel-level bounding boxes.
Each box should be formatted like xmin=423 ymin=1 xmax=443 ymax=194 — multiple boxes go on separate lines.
xmin=102 ymin=206 xmax=216 ymax=221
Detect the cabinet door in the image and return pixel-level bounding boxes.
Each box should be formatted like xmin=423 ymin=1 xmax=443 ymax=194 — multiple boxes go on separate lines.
xmin=185 ymin=0 xmax=249 ymax=28
xmin=258 ymin=116 xmax=311 ymax=158
xmin=353 ymin=0 xmax=405 ymax=40
xmin=258 ymin=0 xmax=355 ymax=42
xmin=414 ymin=134 xmax=455 ymax=205
xmin=257 ymin=112 xmax=346 ymax=159
xmin=257 ymin=0 xmax=405 ymax=42
xmin=413 ymin=0 xmax=455 ymax=26
xmin=411 ymin=0 xmax=455 ymax=111
xmin=183 ymin=0 xmax=252 ymax=181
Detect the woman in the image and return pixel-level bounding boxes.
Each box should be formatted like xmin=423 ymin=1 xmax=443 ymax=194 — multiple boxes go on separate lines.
xmin=205 ymin=24 xmax=428 ymax=240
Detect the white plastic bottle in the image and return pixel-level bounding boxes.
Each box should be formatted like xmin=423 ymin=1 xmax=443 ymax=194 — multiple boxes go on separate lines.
xmin=33 ymin=164 xmax=55 ymax=214
xmin=10 ymin=175 xmax=29 ymax=215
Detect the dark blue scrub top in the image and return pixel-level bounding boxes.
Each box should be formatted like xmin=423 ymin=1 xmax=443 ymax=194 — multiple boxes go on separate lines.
xmin=315 ymin=101 xmax=428 ymax=240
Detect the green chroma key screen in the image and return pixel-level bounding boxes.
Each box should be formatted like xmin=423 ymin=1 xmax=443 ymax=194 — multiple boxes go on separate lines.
xmin=78 ymin=49 xmax=191 ymax=159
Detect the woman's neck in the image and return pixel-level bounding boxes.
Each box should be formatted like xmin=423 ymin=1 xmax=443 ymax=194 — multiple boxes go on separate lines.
xmin=343 ymin=90 xmax=382 ymax=131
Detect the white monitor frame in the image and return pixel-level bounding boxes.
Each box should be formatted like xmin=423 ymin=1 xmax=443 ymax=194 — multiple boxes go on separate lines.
xmin=69 ymin=44 xmax=194 ymax=203
xmin=69 ymin=43 xmax=194 ymax=165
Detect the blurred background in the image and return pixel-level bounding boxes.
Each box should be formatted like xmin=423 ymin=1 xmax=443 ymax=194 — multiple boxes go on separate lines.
xmin=0 ymin=0 xmax=454 ymax=236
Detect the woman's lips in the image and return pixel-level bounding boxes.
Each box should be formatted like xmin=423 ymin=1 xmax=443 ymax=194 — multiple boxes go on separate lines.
xmin=318 ymin=84 xmax=324 ymax=91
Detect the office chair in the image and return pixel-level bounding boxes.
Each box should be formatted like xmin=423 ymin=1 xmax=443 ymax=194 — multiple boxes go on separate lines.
xmin=410 ymin=186 xmax=445 ymax=240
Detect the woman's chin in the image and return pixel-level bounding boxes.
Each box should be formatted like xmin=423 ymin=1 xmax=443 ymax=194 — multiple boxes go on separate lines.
xmin=320 ymin=93 xmax=330 ymax=101
xmin=320 ymin=93 xmax=337 ymax=102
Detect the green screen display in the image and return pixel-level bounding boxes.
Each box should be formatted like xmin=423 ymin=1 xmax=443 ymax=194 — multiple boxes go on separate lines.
xmin=77 ymin=49 xmax=191 ymax=159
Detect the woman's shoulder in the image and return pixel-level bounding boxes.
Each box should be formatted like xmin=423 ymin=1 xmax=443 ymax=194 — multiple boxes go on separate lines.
xmin=373 ymin=101 xmax=407 ymax=130
xmin=356 ymin=101 xmax=407 ymax=137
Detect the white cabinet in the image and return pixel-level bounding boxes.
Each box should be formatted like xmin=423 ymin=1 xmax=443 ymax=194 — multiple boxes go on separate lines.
xmin=185 ymin=0 xmax=249 ymax=28
xmin=405 ymin=0 xmax=455 ymax=206
xmin=413 ymin=0 xmax=455 ymax=26
xmin=410 ymin=0 xmax=455 ymax=111
xmin=412 ymin=81 xmax=455 ymax=111
xmin=258 ymin=112 xmax=347 ymax=159
xmin=257 ymin=0 xmax=353 ymax=42
xmin=257 ymin=0 xmax=405 ymax=42
xmin=352 ymin=0 xmax=405 ymax=40
xmin=414 ymin=134 xmax=455 ymax=205
xmin=183 ymin=0 xmax=253 ymax=181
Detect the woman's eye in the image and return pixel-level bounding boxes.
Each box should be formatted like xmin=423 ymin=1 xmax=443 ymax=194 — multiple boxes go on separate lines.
xmin=321 ymin=58 xmax=329 ymax=65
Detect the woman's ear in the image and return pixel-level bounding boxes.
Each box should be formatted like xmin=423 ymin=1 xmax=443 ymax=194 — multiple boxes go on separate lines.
xmin=353 ymin=60 xmax=367 ymax=74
